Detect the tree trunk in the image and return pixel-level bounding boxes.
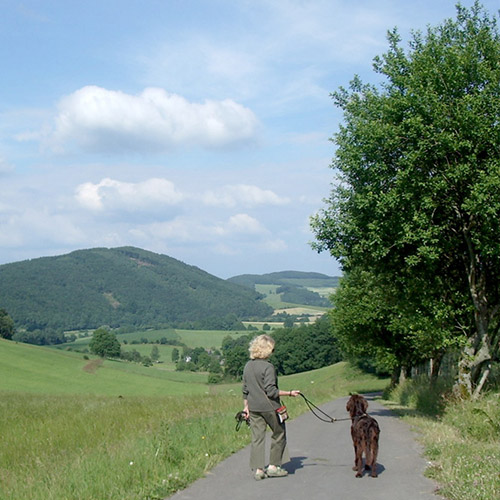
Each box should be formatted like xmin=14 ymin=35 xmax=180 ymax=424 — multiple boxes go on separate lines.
xmin=430 ymin=352 xmax=444 ymax=385
xmin=455 ymin=231 xmax=493 ymax=398
xmin=399 ymin=365 xmax=409 ymax=384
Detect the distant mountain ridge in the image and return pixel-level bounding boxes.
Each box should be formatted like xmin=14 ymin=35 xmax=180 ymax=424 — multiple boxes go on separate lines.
xmin=228 ymin=270 xmax=340 ymax=288
xmin=228 ymin=271 xmax=340 ymax=307
xmin=0 ymin=247 xmax=272 ymax=331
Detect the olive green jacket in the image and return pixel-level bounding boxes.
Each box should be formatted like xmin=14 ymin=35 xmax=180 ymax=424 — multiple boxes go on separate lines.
xmin=242 ymin=359 xmax=281 ymax=412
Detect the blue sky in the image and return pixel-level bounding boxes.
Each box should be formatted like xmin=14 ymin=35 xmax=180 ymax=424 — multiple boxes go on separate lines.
xmin=1 ymin=0 xmax=498 ymax=278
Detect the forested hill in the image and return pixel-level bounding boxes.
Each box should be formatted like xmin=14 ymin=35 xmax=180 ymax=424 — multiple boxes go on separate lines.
xmin=228 ymin=271 xmax=340 ymax=307
xmin=0 ymin=247 xmax=272 ymax=331
xmin=228 ymin=271 xmax=340 ymax=288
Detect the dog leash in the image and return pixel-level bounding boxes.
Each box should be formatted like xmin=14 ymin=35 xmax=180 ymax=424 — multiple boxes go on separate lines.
xmin=299 ymin=393 xmax=339 ymax=423
xmin=235 ymin=411 xmax=250 ymax=431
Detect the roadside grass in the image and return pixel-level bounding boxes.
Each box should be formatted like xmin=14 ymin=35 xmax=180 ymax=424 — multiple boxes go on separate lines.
xmin=384 ymin=377 xmax=500 ymax=500
xmin=0 ymin=361 xmax=388 ymax=500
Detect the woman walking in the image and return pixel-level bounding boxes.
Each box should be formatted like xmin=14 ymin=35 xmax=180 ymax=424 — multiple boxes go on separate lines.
xmin=242 ymin=334 xmax=300 ymax=480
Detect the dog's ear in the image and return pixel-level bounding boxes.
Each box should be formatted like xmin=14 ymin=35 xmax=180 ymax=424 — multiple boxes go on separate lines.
xmin=362 ymin=398 xmax=368 ymax=412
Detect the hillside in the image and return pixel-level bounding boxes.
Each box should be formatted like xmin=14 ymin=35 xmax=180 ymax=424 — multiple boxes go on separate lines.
xmin=0 ymin=247 xmax=272 ymax=332
xmin=0 ymin=338 xmax=208 ymax=396
xmin=228 ymin=270 xmax=339 ymax=287
xmin=228 ymin=271 xmax=340 ymax=307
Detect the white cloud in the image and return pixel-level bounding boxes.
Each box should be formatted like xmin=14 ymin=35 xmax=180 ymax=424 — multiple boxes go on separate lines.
xmin=75 ymin=177 xmax=184 ymax=211
xmin=202 ymin=184 xmax=289 ymax=208
xmin=226 ymin=213 xmax=267 ymax=234
xmin=131 ymin=212 xmax=267 ymax=244
xmin=0 ymin=207 xmax=85 ymax=247
xmin=44 ymin=86 xmax=259 ymax=153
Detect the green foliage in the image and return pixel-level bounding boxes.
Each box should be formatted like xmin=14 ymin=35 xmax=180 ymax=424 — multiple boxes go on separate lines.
xmin=89 ymin=328 xmax=121 ymax=358
xmin=329 ymin=270 xmax=459 ymax=378
xmin=311 ymin=2 xmax=500 ymax=394
xmin=0 ymin=308 xmax=15 ymax=340
xmin=271 ymin=315 xmax=343 ymax=375
xmin=171 ymin=347 xmax=180 ymax=362
xmin=276 ymin=284 xmax=331 ymax=307
xmin=12 ymin=328 xmax=67 ymax=345
xmin=221 ymin=334 xmax=253 ymax=379
xmin=219 ymin=316 xmax=344 ymax=380
xmin=0 ymin=247 xmax=273 ymax=337
xmin=150 ymin=345 xmax=160 ymax=361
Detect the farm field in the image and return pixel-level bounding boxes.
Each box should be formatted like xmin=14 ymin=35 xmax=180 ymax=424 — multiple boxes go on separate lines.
xmin=255 ymin=283 xmax=332 ymax=314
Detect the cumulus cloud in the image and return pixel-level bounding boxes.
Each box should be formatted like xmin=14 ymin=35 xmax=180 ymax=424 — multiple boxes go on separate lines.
xmin=45 ymin=86 xmax=259 ymax=153
xmin=131 ymin=212 xmax=267 ymax=243
xmin=225 ymin=213 xmax=267 ymax=234
xmin=75 ymin=177 xmax=184 ymax=212
xmin=202 ymin=184 xmax=289 ymax=208
xmin=0 ymin=207 xmax=85 ymax=247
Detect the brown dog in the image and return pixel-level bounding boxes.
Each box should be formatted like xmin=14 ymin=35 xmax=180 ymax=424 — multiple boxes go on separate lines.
xmin=346 ymin=394 xmax=380 ymax=478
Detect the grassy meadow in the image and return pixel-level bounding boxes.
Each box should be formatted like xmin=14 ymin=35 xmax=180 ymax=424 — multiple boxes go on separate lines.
xmin=0 ymin=339 xmax=210 ymax=396
xmin=0 ymin=339 xmax=388 ymax=500
xmin=4 ymin=333 xmax=498 ymax=500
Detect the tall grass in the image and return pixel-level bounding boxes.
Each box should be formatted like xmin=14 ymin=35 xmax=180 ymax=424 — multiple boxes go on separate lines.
xmin=0 ymin=362 xmax=387 ymax=500
xmin=385 ymin=377 xmax=500 ymax=500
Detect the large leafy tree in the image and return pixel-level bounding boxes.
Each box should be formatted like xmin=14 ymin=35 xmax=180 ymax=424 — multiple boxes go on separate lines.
xmin=311 ymin=2 xmax=500 ymax=397
xmin=89 ymin=327 xmax=121 ymax=358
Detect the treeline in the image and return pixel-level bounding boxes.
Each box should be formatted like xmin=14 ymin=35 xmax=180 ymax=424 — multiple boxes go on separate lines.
xmin=212 ymin=315 xmax=342 ymax=382
xmin=276 ymin=285 xmax=331 ymax=307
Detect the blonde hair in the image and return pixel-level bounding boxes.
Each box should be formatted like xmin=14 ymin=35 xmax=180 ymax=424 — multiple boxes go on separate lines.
xmin=249 ymin=334 xmax=275 ymax=360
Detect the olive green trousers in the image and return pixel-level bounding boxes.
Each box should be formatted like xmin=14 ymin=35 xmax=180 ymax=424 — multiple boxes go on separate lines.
xmin=249 ymin=410 xmax=290 ymax=470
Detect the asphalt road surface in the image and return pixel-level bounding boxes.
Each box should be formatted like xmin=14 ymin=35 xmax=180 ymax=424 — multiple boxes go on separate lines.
xmin=167 ymin=393 xmax=441 ymax=500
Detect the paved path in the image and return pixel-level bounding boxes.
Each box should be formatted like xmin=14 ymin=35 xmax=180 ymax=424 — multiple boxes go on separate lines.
xmin=168 ymin=394 xmax=441 ymax=500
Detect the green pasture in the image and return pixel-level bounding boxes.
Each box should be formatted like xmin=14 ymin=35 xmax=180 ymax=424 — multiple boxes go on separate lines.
xmin=175 ymin=329 xmax=249 ymax=348
xmin=0 ymin=339 xmax=209 ymax=396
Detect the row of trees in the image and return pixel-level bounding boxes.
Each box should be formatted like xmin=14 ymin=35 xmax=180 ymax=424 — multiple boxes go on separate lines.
xmin=88 ymin=327 xmax=158 ymax=366
xmin=219 ymin=315 xmax=341 ymax=380
xmin=311 ymin=2 xmax=500 ymax=397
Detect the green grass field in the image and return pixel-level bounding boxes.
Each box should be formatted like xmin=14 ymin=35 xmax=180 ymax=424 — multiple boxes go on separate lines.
xmin=0 ymin=337 xmax=389 ymax=499
xmin=0 ymin=339 xmax=209 ymax=396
